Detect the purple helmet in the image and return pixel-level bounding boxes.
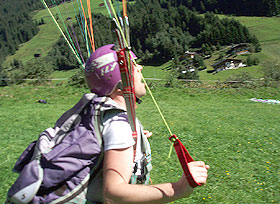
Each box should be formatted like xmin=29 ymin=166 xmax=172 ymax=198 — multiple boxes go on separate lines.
xmin=85 ymin=44 xmax=137 ymax=96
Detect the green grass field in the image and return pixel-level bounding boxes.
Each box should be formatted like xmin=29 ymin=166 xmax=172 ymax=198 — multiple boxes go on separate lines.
xmin=0 ymin=85 xmax=279 ymax=203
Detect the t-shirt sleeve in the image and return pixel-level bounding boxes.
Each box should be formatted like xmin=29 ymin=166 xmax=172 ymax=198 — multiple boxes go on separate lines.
xmin=102 ymin=111 xmax=135 ymax=151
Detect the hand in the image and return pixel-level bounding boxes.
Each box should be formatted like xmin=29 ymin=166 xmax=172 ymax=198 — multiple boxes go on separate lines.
xmin=143 ymin=130 xmax=152 ymax=138
xmin=188 ymin=161 xmax=209 ymax=185
xmin=177 ymin=161 xmax=209 ymax=197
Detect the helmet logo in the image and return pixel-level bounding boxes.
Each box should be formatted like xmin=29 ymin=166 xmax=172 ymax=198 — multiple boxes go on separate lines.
xmin=101 ymin=62 xmax=117 ymax=76
xmin=92 ymin=53 xmax=116 ymax=69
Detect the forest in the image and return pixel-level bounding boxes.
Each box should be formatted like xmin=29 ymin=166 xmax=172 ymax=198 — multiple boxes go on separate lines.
xmin=167 ymin=0 xmax=280 ymax=16
xmin=0 ymin=0 xmax=40 ymax=66
xmin=0 ymin=0 xmax=72 ymax=66
xmin=44 ymin=0 xmax=260 ymax=70
xmin=128 ymin=0 xmax=260 ymax=63
xmin=0 ymin=0 xmax=272 ymax=83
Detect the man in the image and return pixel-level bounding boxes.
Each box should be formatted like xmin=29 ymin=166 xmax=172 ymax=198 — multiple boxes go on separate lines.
xmin=85 ymin=44 xmax=209 ymax=204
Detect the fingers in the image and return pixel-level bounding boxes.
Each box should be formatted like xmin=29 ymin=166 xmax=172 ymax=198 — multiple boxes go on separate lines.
xmin=188 ymin=161 xmax=209 ymax=185
xmin=143 ymin=130 xmax=152 ymax=138
xmin=191 ymin=161 xmax=206 ymax=167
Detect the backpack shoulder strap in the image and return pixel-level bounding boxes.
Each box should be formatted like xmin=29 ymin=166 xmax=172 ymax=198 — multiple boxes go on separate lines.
xmin=54 ymin=93 xmax=97 ymax=142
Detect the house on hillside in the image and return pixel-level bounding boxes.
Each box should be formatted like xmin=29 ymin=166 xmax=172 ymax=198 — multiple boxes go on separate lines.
xmin=180 ymin=51 xmax=198 ymax=59
xmin=212 ymin=59 xmax=246 ymax=72
xmin=227 ymin=43 xmax=250 ymax=56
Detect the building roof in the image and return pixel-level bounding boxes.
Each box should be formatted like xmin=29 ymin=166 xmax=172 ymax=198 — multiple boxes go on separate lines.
xmin=212 ymin=58 xmax=242 ymax=68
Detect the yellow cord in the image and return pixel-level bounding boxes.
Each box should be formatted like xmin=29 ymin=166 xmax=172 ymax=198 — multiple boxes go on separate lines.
xmin=142 ymin=77 xmax=173 ymax=136
xmin=41 ymin=0 xmax=82 ymax=65
xmin=142 ymin=77 xmax=174 ymax=158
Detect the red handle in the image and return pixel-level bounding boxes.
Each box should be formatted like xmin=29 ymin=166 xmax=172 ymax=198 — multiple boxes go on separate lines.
xmin=169 ymin=135 xmax=201 ymax=188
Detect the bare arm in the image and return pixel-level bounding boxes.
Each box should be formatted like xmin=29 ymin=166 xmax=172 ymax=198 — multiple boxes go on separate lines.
xmin=103 ymin=146 xmax=209 ymax=204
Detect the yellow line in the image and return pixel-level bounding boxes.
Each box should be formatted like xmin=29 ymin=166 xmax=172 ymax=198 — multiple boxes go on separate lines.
xmin=142 ymin=77 xmax=173 ymax=136
xmin=41 ymin=0 xmax=82 ymax=65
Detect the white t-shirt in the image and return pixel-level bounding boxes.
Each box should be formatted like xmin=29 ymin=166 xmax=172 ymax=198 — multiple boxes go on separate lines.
xmin=102 ymin=111 xmax=135 ymax=151
xmin=102 ymin=110 xmax=145 ymax=163
xmin=87 ymin=102 xmax=147 ymax=203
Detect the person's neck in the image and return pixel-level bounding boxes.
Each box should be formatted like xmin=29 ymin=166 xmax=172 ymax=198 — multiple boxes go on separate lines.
xmin=109 ymin=89 xmax=127 ymax=110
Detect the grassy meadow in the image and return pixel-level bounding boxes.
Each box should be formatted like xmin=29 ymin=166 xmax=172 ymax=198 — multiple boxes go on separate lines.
xmin=0 ymin=85 xmax=280 ymax=203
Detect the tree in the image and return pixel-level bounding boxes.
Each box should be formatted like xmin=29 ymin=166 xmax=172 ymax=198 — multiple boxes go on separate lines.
xmin=246 ymin=55 xmax=260 ymax=66
xmin=8 ymin=58 xmax=53 ymax=85
xmin=0 ymin=66 xmax=8 ymax=86
xmin=0 ymin=0 xmax=39 ymax=66
xmin=262 ymin=61 xmax=280 ymax=84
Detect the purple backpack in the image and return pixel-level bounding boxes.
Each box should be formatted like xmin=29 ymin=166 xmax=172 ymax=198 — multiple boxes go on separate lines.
xmin=6 ymin=94 xmax=108 ymax=204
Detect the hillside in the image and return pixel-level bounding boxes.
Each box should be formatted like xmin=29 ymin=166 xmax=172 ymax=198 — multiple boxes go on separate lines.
xmin=1 ymin=1 xmax=279 ymax=202
xmin=0 ymin=0 xmax=42 ymax=66
xmin=3 ymin=0 xmax=105 ymax=67
xmin=168 ymin=0 xmax=280 ymax=16
xmin=2 ymin=1 xmax=280 ymax=83
xmin=199 ymin=15 xmax=280 ymax=82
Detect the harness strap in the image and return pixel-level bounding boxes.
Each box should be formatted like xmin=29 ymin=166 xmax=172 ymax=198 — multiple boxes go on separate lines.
xmin=130 ymin=121 xmax=152 ymax=185
xmin=169 ymin=135 xmax=201 ymax=188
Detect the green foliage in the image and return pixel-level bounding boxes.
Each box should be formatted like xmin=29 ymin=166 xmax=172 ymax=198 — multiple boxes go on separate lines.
xmin=36 ymin=18 xmax=45 ymax=26
xmin=169 ymin=56 xmax=201 ymax=80
xmin=0 ymin=67 xmax=8 ymax=87
xmin=47 ymin=39 xmax=80 ymax=70
xmin=129 ymin=1 xmax=195 ymax=63
xmin=246 ymin=55 xmax=260 ymax=66
xmin=10 ymin=59 xmax=24 ymax=69
xmin=201 ymin=43 xmax=212 ymax=56
xmin=164 ymin=56 xmax=201 ymax=88
xmin=192 ymin=13 xmax=258 ymax=48
xmin=262 ymin=61 xmax=280 ymax=86
xmin=225 ymin=72 xmax=256 ymax=88
xmin=165 ymin=69 xmax=180 ymax=88
xmin=0 ymin=0 xmax=41 ymax=66
xmin=67 ymin=68 xmax=87 ymax=88
xmin=169 ymin=0 xmax=280 ymax=16
xmin=7 ymin=58 xmax=53 ymax=85
xmin=128 ymin=2 xmax=257 ymax=63
xmin=218 ymin=51 xmax=226 ymax=59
